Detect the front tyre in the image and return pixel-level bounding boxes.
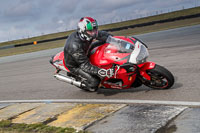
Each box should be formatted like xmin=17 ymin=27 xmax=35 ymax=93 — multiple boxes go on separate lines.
xmin=142 ymin=64 xmax=174 ymax=89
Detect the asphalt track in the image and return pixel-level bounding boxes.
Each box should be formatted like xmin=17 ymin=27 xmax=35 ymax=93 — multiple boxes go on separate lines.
xmin=0 ymin=24 xmax=200 ymax=102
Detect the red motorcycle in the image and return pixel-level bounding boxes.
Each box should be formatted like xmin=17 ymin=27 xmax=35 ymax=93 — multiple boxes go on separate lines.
xmin=50 ymin=36 xmax=174 ymax=91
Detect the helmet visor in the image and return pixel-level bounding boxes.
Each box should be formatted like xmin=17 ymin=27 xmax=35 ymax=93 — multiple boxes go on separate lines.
xmin=86 ymin=29 xmax=98 ymax=38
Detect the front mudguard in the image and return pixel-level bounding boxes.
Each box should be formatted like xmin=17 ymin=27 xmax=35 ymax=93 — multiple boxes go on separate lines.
xmin=138 ymin=62 xmax=156 ymax=80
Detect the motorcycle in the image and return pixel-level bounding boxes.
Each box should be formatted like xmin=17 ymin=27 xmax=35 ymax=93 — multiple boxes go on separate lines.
xmin=50 ymin=36 xmax=174 ymax=91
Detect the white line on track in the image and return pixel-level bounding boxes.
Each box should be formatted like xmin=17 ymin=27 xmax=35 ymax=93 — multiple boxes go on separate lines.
xmin=1 ymin=99 xmax=200 ymax=107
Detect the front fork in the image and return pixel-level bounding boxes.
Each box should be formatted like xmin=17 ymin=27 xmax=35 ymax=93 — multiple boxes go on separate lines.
xmin=137 ymin=62 xmax=156 ymax=81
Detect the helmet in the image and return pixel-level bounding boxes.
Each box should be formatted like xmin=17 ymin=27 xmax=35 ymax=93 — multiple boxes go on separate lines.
xmin=77 ymin=17 xmax=98 ymax=41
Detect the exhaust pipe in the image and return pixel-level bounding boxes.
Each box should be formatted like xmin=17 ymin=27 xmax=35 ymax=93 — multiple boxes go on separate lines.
xmin=54 ymin=74 xmax=85 ymax=87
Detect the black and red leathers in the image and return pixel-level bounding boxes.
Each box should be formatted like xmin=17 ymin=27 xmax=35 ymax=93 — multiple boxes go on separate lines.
xmin=64 ymin=31 xmax=111 ymax=89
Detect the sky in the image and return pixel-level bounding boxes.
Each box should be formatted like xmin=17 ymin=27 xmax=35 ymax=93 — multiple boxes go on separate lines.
xmin=0 ymin=0 xmax=199 ymax=42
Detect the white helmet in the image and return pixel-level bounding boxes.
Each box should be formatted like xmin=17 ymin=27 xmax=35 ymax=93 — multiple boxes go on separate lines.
xmin=77 ymin=17 xmax=98 ymax=41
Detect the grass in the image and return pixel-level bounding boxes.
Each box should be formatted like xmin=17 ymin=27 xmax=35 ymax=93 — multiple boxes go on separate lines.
xmin=0 ymin=39 xmax=65 ymax=57
xmin=0 ymin=31 xmax=73 ymax=47
xmin=0 ymin=120 xmax=87 ymax=133
xmin=99 ymin=6 xmax=200 ymax=30
xmin=0 ymin=6 xmax=200 ymax=57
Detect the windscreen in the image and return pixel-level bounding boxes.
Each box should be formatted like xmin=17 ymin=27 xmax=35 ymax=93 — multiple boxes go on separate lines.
xmin=105 ymin=36 xmax=134 ymax=54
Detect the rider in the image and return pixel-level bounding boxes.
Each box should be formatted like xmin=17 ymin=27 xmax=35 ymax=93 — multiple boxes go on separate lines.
xmin=64 ymin=17 xmax=113 ymax=91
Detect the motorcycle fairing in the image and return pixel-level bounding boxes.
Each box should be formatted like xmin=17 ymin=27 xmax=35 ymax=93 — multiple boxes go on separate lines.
xmin=100 ymin=63 xmax=137 ymax=89
xmin=90 ymin=37 xmax=135 ymax=68
xmin=101 ymin=72 xmax=137 ymax=89
xmin=51 ymin=51 xmax=70 ymax=72
xmin=128 ymin=40 xmax=149 ymax=64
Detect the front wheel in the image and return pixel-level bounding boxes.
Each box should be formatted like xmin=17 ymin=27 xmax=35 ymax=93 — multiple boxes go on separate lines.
xmin=142 ymin=64 xmax=174 ymax=89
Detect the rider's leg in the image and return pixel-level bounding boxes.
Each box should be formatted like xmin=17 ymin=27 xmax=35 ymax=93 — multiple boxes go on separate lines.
xmin=68 ymin=67 xmax=100 ymax=91
xmin=77 ymin=69 xmax=100 ymax=89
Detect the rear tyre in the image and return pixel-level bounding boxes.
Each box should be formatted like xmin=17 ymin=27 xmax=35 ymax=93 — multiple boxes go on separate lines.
xmin=142 ymin=64 xmax=174 ymax=89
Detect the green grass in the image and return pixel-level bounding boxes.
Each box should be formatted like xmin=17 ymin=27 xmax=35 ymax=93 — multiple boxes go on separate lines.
xmin=0 ymin=120 xmax=87 ymax=133
xmin=0 ymin=39 xmax=65 ymax=57
xmin=0 ymin=30 xmax=73 ymax=47
xmin=99 ymin=6 xmax=200 ymax=30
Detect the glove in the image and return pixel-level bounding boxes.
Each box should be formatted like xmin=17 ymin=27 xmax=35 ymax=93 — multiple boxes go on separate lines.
xmin=98 ymin=68 xmax=114 ymax=78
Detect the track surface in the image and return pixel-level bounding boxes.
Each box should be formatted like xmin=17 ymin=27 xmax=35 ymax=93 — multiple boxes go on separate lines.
xmin=0 ymin=25 xmax=200 ymax=101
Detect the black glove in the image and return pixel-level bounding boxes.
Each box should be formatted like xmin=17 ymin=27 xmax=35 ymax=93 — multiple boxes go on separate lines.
xmin=98 ymin=68 xmax=114 ymax=78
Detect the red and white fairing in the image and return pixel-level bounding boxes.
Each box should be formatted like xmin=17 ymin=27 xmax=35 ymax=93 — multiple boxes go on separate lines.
xmin=51 ymin=51 xmax=70 ymax=72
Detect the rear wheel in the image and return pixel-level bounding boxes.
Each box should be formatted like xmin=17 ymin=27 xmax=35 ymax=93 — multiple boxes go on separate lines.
xmin=142 ymin=64 xmax=174 ymax=89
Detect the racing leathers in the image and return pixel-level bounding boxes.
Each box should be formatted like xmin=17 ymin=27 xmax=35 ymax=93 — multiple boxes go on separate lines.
xmin=64 ymin=30 xmax=111 ymax=89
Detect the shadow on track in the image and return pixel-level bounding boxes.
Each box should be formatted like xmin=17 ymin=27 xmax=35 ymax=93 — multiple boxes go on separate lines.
xmin=95 ymin=86 xmax=151 ymax=96
xmin=94 ymin=76 xmax=182 ymax=96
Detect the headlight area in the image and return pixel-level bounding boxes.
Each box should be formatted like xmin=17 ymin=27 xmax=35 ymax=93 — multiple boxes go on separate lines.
xmin=136 ymin=45 xmax=149 ymax=64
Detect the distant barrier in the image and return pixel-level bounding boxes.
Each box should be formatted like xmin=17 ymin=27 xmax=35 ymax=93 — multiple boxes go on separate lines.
xmin=14 ymin=36 xmax=68 ymax=48
xmin=0 ymin=36 xmax=68 ymax=50
xmin=1 ymin=13 xmax=200 ymax=50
